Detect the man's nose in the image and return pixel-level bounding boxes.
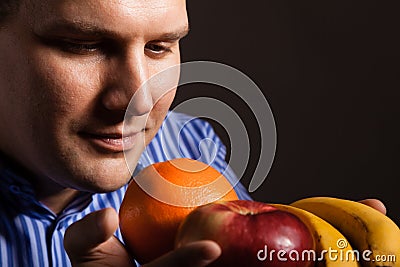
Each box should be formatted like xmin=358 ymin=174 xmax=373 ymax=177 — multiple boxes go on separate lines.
xmin=101 ymin=49 xmax=153 ymax=116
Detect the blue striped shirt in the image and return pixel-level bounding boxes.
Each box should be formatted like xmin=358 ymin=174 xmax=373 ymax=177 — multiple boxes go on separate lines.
xmin=0 ymin=112 xmax=251 ymax=267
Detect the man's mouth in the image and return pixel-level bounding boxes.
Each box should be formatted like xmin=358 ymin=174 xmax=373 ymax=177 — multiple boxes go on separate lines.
xmin=80 ymin=130 xmax=145 ymax=153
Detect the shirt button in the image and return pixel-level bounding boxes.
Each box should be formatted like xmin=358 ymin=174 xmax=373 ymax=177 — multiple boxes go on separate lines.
xmin=9 ymin=185 xmax=21 ymax=194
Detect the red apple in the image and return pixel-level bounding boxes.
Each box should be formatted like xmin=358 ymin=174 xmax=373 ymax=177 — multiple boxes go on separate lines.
xmin=175 ymin=200 xmax=315 ymax=267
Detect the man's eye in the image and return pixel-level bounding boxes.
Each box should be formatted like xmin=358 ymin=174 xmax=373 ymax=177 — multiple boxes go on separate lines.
xmin=41 ymin=37 xmax=105 ymax=55
xmin=145 ymin=43 xmax=172 ymax=55
xmin=58 ymin=40 xmax=101 ymax=54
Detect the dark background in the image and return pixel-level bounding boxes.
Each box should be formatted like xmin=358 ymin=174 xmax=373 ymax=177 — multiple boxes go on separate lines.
xmin=171 ymin=1 xmax=399 ymax=224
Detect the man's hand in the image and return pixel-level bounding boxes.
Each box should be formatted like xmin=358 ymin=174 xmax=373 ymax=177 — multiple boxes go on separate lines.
xmin=64 ymin=208 xmax=221 ymax=267
xmin=144 ymin=240 xmax=221 ymax=267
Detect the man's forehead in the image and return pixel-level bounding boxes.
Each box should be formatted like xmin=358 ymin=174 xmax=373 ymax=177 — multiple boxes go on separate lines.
xmin=24 ymin=0 xmax=186 ymax=11
xmin=22 ymin=0 xmax=186 ymax=19
xmin=25 ymin=0 xmax=188 ymax=38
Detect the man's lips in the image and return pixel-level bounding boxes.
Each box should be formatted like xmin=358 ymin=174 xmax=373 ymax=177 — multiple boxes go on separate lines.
xmin=80 ymin=130 xmax=144 ymax=153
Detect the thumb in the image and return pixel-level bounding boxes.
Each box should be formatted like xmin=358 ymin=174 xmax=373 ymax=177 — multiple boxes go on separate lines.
xmin=144 ymin=240 xmax=221 ymax=267
xmin=64 ymin=208 xmax=119 ymax=261
xmin=359 ymin=198 xmax=387 ymax=215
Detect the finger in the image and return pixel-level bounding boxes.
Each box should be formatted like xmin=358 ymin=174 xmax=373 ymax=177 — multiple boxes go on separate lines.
xmin=64 ymin=208 xmax=119 ymax=261
xmin=144 ymin=240 xmax=221 ymax=267
xmin=359 ymin=198 xmax=387 ymax=215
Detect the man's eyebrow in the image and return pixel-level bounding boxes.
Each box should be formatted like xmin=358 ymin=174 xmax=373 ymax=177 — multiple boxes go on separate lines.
xmin=153 ymin=26 xmax=190 ymax=42
xmin=37 ymin=19 xmax=117 ymax=37
xmin=37 ymin=19 xmax=190 ymax=41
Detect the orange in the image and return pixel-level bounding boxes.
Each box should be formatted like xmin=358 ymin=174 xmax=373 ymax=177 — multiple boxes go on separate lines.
xmin=119 ymin=158 xmax=239 ymax=264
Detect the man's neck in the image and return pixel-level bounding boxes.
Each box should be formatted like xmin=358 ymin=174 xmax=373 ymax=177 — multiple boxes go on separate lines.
xmin=28 ymin=172 xmax=83 ymax=215
xmin=36 ymin=185 xmax=81 ymax=215
xmin=38 ymin=188 xmax=79 ymax=214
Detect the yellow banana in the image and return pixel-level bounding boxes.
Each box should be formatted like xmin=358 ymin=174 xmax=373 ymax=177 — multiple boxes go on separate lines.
xmin=291 ymin=197 xmax=400 ymax=267
xmin=272 ymin=204 xmax=360 ymax=267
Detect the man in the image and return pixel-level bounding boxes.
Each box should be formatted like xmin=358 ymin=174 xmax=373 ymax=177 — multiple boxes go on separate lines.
xmin=0 ymin=0 xmax=386 ymax=266
xmin=0 ymin=0 xmax=251 ymax=265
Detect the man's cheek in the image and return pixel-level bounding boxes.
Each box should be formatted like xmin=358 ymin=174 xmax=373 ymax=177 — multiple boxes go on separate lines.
xmin=156 ymin=89 xmax=177 ymax=109
xmin=31 ymin=62 xmax=98 ymax=115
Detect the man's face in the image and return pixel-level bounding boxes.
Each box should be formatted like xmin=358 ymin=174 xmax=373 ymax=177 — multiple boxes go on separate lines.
xmin=0 ymin=0 xmax=188 ymax=192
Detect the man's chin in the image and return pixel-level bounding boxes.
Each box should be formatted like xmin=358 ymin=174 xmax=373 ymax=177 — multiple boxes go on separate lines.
xmin=69 ymin=171 xmax=132 ymax=193
xmin=49 ymin=142 xmax=143 ymax=192
xmin=58 ymin=156 xmax=134 ymax=193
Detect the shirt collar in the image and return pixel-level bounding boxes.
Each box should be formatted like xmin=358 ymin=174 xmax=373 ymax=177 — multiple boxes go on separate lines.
xmin=0 ymin=155 xmax=93 ymax=219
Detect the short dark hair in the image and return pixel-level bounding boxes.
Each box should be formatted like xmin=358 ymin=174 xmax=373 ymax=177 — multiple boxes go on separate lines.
xmin=0 ymin=1 xmax=20 ymax=22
